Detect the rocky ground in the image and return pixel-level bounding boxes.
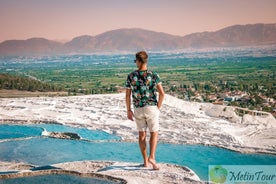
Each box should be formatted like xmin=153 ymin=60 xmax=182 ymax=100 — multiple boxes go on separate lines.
xmin=0 ymin=93 xmax=275 ymax=183
xmin=0 ymin=161 xmax=203 ymax=184
xmin=0 ymin=93 xmax=275 ymax=154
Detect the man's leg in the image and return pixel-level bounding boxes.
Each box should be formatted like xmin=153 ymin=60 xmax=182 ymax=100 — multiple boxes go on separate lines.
xmin=139 ymin=131 xmax=149 ymax=167
xmin=148 ymin=131 xmax=160 ymax=170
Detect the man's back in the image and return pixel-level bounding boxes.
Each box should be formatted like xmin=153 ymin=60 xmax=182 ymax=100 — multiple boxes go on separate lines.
xmin=125 ymin=70 xmax=161 ymax=108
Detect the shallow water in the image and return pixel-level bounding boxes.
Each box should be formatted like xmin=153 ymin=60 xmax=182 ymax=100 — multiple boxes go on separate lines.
xmin=0 ymin=124 xmax=276 ymax=180
xmin=0 ymin=124 xmax=120 ymax=141
xmin=0 ymin=174 xmax=115 ymax=184
xmin=0 ymin=125 xmax=42 ymax=139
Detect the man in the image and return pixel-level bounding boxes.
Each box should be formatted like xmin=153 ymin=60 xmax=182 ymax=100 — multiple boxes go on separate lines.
xmin=125 ymin=51 xmax=165 ymax=170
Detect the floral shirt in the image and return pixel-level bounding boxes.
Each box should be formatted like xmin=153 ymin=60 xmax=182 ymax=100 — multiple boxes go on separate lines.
xmin=125 ymin=70 xmax=161 ymax=108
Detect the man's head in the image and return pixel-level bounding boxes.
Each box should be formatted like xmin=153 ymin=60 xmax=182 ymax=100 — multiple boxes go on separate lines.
xmin=135 ymin=51 xmax=148 ymax=64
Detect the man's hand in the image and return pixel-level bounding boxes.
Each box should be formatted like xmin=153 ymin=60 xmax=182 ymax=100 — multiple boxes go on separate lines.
xmin=157 ymin=83 xmax=165 ymax=110
xmin=127 ymin=110 xmax=134 ymax=121
xmin=157 ymin=102 xmax=162 ymax=110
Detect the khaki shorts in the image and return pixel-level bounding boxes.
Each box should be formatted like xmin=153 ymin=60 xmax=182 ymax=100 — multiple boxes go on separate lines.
xmin=134 ymin=106 xmax=160 ymax=132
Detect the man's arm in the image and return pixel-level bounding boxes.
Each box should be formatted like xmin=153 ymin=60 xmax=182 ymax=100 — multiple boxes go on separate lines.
xmin=157 ymin=83 xmax=165 ymax=110
xmin=126 ymin=88 xmax=134 ymax=121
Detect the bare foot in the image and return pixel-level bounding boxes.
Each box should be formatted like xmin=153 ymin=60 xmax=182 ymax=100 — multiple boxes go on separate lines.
xmin=143 ymin=160 xmax=149 ymax=167
xmin=143 ymin=163 xmax=149 ymax=167
xmin=148 ymin=158 xmax=160 ymax=170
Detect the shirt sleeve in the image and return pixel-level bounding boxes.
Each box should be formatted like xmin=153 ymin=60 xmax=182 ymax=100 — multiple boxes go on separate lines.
xmin=155 ymin=72 xmax=161 ymax=85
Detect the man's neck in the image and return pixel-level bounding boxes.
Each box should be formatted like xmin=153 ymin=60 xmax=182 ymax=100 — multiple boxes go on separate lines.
xmin=139 ymin=64 xmax=147 ymax=71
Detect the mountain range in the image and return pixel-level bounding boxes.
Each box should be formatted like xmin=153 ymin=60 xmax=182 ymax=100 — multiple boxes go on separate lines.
xmin=0 ymin=23 xmax=275 ymax=56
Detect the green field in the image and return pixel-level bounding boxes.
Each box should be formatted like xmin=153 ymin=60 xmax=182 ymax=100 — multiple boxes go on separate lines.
xmin=0 ymin=48 xmax=275 ymax=114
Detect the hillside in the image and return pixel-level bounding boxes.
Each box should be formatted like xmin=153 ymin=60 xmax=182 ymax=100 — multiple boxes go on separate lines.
xmin=181 ymin=23 xmax=276 ymax=47
xmin=0 ymin=23 xmax=275 ymax=56
xmin=0 ymin=73 xmax=64 ymax=92
xmin=64 ymin=28 xmax=181 ymax=52
xmin=0 ymin=38 xmax=63 ymax=56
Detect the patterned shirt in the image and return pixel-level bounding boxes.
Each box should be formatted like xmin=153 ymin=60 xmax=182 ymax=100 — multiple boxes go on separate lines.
xmin=125 ymin=70 xmax=161 ymax=108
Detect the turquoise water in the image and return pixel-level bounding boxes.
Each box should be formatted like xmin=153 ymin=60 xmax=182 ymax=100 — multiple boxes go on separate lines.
xmin=0 ymin=174 xmax=115 ymax=184
xmin=0 ymin=124 xmax=120 ymax=141
xmin=0 ymin=125 xmax=42 ymax=139
xmin=0 ymin=124 xmax=276 ymax=181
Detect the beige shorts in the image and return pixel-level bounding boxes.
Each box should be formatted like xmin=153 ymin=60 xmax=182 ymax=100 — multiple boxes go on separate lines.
xmin=134 ymin=106 xmax=160 ymax=132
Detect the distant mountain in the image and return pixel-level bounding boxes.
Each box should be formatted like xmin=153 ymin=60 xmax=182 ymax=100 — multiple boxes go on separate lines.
xmin=64 ymin=35 xmax=95 ymax=53
xmin=0 ymin=38 xmax=63 ymax=56
xmin=0 ymin=23 xmax=275 ymax=56
xmin=64 ymin=28 xmax=181 ymax=53
xmin=181 ymin=23 xmax=276 ymax=47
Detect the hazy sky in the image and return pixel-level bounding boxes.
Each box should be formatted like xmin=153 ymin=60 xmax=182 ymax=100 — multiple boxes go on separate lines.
xmin=0 ymin=0 xmax=275 ymax=42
